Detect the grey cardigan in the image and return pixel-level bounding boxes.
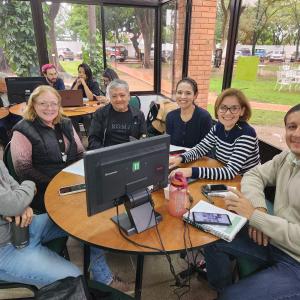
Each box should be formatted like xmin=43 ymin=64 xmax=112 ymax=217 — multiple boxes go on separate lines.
xmin=0 ymin=161 xmax=35 ymax=246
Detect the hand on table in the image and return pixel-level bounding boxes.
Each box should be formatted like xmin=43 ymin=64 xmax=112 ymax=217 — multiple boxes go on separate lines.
xmin=169 ymin=167 xmax=192 ymax=179
xmin=169 ymin=156 xmax=182 ymax=169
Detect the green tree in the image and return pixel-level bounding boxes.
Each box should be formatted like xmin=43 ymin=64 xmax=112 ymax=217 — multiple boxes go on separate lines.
xmin=0 ymin=1 xmax=39 ymax=76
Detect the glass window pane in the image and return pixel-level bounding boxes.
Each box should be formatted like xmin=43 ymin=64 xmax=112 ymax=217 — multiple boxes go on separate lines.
xmin=230 ymin=0 xmax=298 ymax=150
xmin=104 ymin=6 xmax=155 ymax=92
xmin=161 ymin=0 xmax=186 ymax=98
xmin=42 ymin=2 xmax=104 ymax=89
xmin=0 ymin=1 xmax=39 ymax=77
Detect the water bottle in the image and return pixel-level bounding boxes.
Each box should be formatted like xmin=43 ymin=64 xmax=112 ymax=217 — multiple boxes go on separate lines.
xmin=168 ymin=172 xmax=188 ymax=217
xmin=11 ymin=217 xmax=29 ymax=249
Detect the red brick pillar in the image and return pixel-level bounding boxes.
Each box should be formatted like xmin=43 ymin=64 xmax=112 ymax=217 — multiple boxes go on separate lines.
xmin=187 ymin=0 xmax=217 ymax=108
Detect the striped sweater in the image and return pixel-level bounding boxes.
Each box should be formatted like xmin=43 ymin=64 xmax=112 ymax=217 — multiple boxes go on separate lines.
xmin=181 ymin=121 xmax=260 ymax=180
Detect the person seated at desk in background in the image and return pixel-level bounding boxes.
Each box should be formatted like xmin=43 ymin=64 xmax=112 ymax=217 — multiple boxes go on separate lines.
xmin=71 ymin=63 xmax=100 ymax=101
xmin=10 ymin=85 xmax=132 ymax=291
xmin=42 ymin=63 xmax=65 ymax=91
xmin=166 ymin=77 xmax=212 ymax=148
xmin=201 ymin=104 xmax=300 ymax=300
xmin=169 ymin=88 xmax=260 ymax=180
xmin=0 ymin=160 xmax=81 ymax=287
xmin=88 ymin=79 xmax=146 ymax=150
xmin=95 ymin=67 xmax=119 ymax=105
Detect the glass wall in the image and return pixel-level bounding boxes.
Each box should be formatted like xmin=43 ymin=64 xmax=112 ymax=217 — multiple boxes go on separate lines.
xmin=103 ymin=5 xmax=155 ymax=92
xmin=208 ymin=0 xmax=229 ymax=116
xmin=42 ymin=2 xmax=104 ymax=89
xmin=0 ymin=1 xmax=40 ymax=77
xmin=230 ymin=0 xmax=299 ymax=150
xmin=161 ymin=0 xmax=186 ymax=98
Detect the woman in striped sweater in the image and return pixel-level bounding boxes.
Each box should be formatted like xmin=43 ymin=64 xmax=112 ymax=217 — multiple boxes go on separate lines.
xmin=169 ymin=88 xmax=260 ymax=180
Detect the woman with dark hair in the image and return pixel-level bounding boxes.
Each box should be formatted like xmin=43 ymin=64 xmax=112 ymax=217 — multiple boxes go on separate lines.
xmin=96 ymin=68 xmax=119 ymax=104
xmin=170 ymin=88 xmax=260 ymax=180
xmin=166 ymin=77 xmax=212 ymax=148
xmin=71 ymin=63 xmax=101 ymax=100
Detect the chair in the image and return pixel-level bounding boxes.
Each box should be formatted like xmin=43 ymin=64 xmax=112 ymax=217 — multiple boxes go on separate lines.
xmin=3 ymin=142 xmax=19 ymax=182
xmin=275 ymin=70 xmax=293 ymax=91
xmin=0 ymin=281 xmax=37 ymax=299
xmin=129 ymin=95 xmax=141 ymax=109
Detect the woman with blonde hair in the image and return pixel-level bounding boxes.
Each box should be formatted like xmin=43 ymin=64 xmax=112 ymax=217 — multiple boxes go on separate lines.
xmin=169 ymin=88 xmax=260 ymax=180
xmin=10 ymin=86 xmax=132 ymax=291
xmin=11 ymin=85 xmax=83 ymax=212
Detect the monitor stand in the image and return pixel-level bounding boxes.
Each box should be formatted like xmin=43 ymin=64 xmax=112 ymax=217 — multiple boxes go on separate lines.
xmin=111 ymin=189 xmax=162 ymax=236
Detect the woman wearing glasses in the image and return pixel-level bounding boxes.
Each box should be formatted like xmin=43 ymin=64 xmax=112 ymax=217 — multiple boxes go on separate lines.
xmin=169 ymin=88 xmax=260 ymax=180
xmin=10 ymin=86 xmax=132 ymax=291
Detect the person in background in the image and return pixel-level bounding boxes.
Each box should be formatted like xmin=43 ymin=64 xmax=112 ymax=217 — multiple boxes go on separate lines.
xmin=41 ymin=64 xmax=65 ymax=91
xmin=169 ymin=88 xmax=260 ymax=180
xmin=88 ymin=79 xmax=146 ymax=150
xmin=96 ymin=67 xmax=119 ymax=105
xmin=10 ymin=85 xmax=132 ymax=292
xmin=166 ymin=77 xmax=212 ymax=148
xmin=0 ymin=160 xmax=81 ymax=287
xmin=71 ymin=63 xmax=100 ymax=100
xmin=202 ymin=104 xmax=300 ymax=300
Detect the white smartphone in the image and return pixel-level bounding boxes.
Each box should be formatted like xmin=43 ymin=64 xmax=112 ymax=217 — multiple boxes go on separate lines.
xmin=59 ymin=183 xmax=86 ymax=196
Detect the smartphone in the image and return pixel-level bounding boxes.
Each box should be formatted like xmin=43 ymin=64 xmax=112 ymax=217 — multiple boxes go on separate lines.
xmin=202 ymin=184 xmax=228 ymax=196
xmin=59 ymin=183 xmax=86 ymax=196
xmin=193 ymin=211 xmax=232 ymax=226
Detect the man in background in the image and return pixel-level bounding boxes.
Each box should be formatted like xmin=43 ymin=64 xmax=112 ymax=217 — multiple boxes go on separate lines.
xmin=41 ymin=64 xmax=65 ymax=91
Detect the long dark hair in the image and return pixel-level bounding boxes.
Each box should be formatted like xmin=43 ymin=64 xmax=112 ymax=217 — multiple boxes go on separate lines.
xmin=78 ymin=63 xmax=93 ymax=82
xmin=176 ymin=77 xmax=198 ymax=95
xmin=103 ymin=68 xmax=119 ymax=82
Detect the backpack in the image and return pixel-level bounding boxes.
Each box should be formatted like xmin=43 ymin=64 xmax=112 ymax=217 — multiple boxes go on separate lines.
xmin=146 ymin=99 xmax=178 ymax=136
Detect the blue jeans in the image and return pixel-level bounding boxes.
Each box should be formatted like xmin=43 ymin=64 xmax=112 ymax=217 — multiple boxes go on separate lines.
xmin=0 ymin=214 xmax=112 ymax=287
xmin=203 ymin=227 xmax=300 ymax=300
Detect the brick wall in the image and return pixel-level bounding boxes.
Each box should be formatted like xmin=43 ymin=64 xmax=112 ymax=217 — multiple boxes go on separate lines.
xmin=187 ymin=0 xmax=217 ymax=108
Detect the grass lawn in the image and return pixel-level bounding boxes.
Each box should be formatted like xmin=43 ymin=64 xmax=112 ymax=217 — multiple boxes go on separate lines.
xmin=209 ymin=74 xmax=300 ymax=106
xmin=207 ymin=104 xmax=286 ymax=127
xmin=60 ymin=60 xmax=82 ymax=77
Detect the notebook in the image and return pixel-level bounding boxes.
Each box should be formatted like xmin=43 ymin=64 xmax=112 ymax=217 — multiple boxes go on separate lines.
xmin=183 ymin=200 xmax=247 ymax=242
xmin=59 ymin=90 xmax=83 ymax=107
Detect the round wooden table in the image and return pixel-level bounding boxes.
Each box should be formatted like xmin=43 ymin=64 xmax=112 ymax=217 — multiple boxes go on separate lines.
xmin=0 ymin=107 xmax=9 ymax=119
xmin=45 ymin=157 xmax=241 ymax=299
xmin=9 ymin=101 xmax=101 ymax=117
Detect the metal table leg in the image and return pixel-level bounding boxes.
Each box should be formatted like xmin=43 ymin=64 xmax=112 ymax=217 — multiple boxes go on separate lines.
xmin=135 ymin=255 xmax=144 ymax=300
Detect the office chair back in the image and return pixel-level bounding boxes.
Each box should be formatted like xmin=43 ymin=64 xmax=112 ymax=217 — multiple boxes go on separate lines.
xmin=3 ymin=142 xmax=19 ymax=183
xmin=129 ymin=95 xmax=141 ymax=109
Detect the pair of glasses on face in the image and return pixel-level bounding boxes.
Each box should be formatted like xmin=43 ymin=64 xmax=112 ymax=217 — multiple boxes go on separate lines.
xmin=36 ymin=102 xmax=59 ymax=108
xmin=218 ymin=105 xmax=241 ymax=114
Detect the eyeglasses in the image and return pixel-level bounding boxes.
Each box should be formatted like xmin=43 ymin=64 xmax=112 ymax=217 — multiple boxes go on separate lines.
xmin=218 ymin=105 xmax=241 ymax=114
xmin=36 ymin=102 xmax=59 ymax=108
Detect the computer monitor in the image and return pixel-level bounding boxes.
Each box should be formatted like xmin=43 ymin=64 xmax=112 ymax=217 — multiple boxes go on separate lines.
xmin=5 ymin=77 xmax=47 ymax=104
xmin=84 ymin=134 xmax=170 ymax=235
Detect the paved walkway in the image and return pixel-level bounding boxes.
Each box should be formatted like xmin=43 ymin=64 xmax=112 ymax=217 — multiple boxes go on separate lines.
xmin=115 ymin=62 xmax=292 ymax=112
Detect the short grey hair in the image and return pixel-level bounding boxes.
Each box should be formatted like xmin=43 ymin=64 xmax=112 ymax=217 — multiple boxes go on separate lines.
xmin=107 ymin=79 xmax=129 ymax=99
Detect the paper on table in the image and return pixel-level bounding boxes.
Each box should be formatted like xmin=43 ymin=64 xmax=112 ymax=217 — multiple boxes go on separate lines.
xmin=169 ymin=145 xmax=191 ymax=153
xmin=63 ymin=159 xmax=85 ymax=177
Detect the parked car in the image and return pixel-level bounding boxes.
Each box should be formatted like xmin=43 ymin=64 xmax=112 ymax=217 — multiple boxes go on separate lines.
xmin=106 ymin=46 xmax=128 ymax=62
xmin=290 ymin=51 xmax=300 ymax=62
xmin=57 ymin=48 xmax=74 ymax=61
xmin=254 ymin=48 xmax=266 ymax=61
xmin=269 ymin=50 xmax=285 ymax=62
xmin=234 ymin=48 xmax=251 ymax=60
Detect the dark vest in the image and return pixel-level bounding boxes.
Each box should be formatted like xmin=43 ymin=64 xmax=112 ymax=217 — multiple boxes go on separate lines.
xmin=14 ymin=118 xmax=79 ymax=212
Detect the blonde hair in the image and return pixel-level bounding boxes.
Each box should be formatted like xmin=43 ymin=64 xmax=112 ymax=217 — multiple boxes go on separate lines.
xmin=214 ymin=88 xmax=251 ymax=122
xmin=23 ymin=85 xmax=63 ymax=124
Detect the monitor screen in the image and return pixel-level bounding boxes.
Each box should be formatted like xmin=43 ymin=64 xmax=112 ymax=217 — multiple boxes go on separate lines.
xmin=84 ymin=134 xmax=170 ymax=217
xmin=5 ymin=77 xmax=47 ymax=104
